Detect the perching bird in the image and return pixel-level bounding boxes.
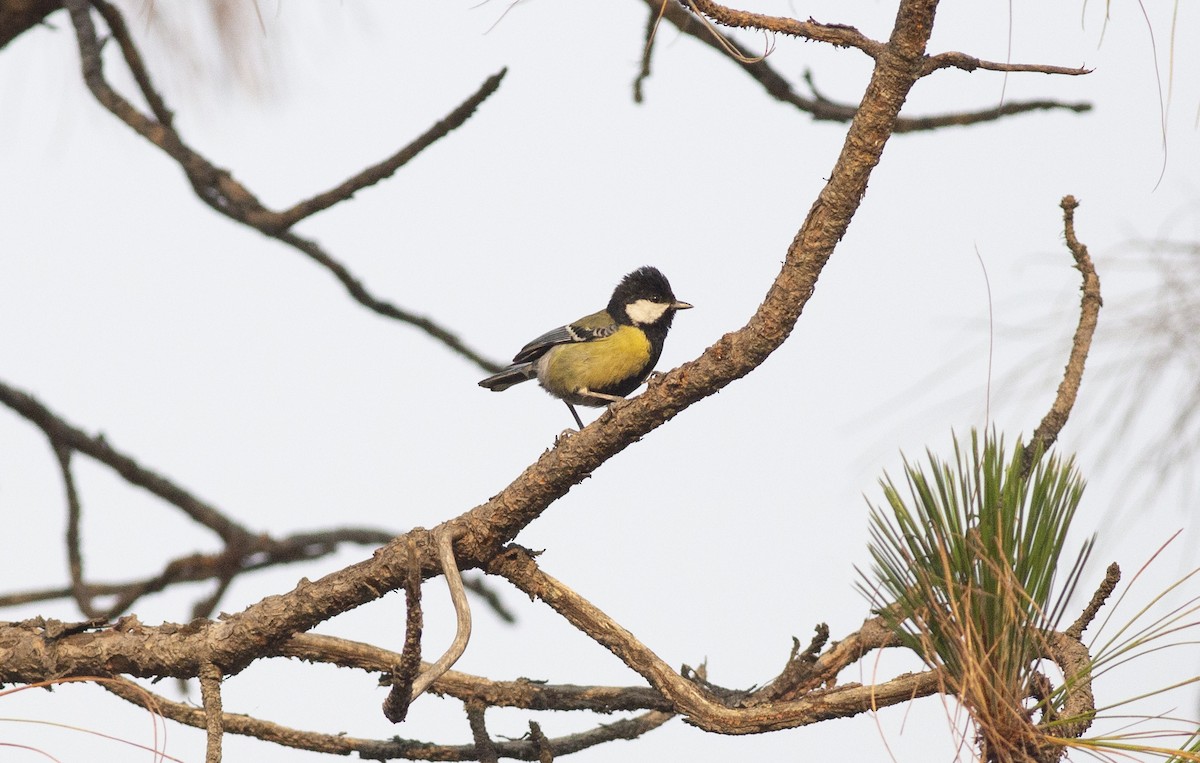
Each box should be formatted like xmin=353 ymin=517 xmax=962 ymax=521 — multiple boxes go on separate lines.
xmin=479 ymin=266 xmax=692 ymax=428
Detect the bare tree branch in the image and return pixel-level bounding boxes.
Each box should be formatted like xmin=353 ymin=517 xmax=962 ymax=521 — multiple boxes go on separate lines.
xmin=1065 ymin=563 xmax=1121 ymax=640
xmin=638 ymin=0 xmax=1090 ymax=131
xmin=922 ymin=51 xmax=1091 ymax=77
xmin=63 ymin=0 xmax=504 ymax=373
xmin=383 ymin=536 xmax=425 ymax=723
xmin=51 ymin=442 xmax=100 ymax=618
xmin=273 ymin=70 xmax=506 ymax=228
xmin=0 ymin=528 xmax=394 ymax=612
xmin=488 ymin=546 xmax=942 ymax=734
xmin=466 ymin=701 xmax=499 ymax=763
xmin=199 ymin=661 xmax=225 ymax=763
xmin=681 ymin=0 xmax=884 ymax=56
xmin=528 ymin=721 xmax=555 ymax=763
xmin=0 ymin=378 xmax=252 ymax=544
xmin=103 ymin=676 xmax=676 ymax=760
xmin=280 ymin=632 xmax=672 ymax=712
xmin=409 ymin=530 xmax=472 ymax=702
xmin=1025 ymin=195 xmax=1102 ymax=463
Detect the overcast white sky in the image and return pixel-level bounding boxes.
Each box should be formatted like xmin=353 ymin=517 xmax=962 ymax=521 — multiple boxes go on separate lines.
xmin=3 ymin=1 xmax=1200 ymax=760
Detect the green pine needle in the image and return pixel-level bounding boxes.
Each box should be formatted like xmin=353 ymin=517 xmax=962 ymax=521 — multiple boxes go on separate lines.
xmin=859 ymin=429 xmax=1093 ymax=758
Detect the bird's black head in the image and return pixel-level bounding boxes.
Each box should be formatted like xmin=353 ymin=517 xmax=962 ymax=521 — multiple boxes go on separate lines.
xmin=608 ymin=266 xmax=693 ymax=327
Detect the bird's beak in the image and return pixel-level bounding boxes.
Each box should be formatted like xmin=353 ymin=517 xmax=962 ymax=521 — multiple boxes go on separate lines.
xmin=673 ymin=300 xmax=694 ymax=310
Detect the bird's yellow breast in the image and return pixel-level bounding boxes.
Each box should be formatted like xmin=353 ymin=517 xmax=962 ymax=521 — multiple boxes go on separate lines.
xmin=537 ymin=325 xmax=652 ymax=402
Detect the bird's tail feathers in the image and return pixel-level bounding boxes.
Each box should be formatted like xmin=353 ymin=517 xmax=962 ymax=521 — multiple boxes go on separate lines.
xmin=479 ymin=363 xmax=536 ymax=392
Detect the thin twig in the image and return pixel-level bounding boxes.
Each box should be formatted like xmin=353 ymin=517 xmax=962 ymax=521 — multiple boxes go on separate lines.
xmin=275 ymin=71 xmax=508 ymax=228
xmin=922 ymin=51 xmax=1092 ymax=77
xmin=273 ymin=231 xmax=502 ymax=373
xmin=684 ymin=0 xmax=884 ymax=55
xmin=1024 ymin=195 xmax=1103 ymax=465
xmin=199 ymin=662 xmax=225 ymax=763
xmin=466 ymin=701 xmax=499 ymax=763
xmin=52 ymin=442 xmax=99 ymax=618
xmin=383 ymin=536 xmax=425 ymax=723
xmin=0 ymin=378 xmax=252 ymax=544
xmin=633 ymin=2 xmax=660 ymax=103
xmin=462 ymin=574 xmax=517 ymax=624
xmin=528 ymin=720 xmax=554 ymax=763
xmin=1065 ymin=563 xmax=1121 ymax=640
xmin=409 ymin=529 xmax=472 ymax=702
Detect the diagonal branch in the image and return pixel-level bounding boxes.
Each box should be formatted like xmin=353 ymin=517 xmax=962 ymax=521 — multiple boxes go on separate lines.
xmin=72 ymin=0 xmax=955 ymax=671
xmin=0 ymin=378 xmax=252 ymax=545
xmin=488 ymin=546 xmax=942 ymax=734
xmin=273 ymin=71 xmax=506 ymax=228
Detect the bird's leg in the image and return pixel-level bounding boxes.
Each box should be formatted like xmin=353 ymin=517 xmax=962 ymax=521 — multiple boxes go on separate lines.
xmin=564 ymin=401 xmax=585 ymax=429
xmin=578 ymin=387 xmax=627 ymax=404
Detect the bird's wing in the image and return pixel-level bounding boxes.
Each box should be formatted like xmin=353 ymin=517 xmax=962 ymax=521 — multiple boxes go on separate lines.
xmin=511 ymin=309 xmax=617 ymax=364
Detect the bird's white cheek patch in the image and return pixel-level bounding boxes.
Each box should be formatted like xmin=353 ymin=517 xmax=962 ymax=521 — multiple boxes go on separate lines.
xmin=626 ymin=299 xmax=670 ymax=325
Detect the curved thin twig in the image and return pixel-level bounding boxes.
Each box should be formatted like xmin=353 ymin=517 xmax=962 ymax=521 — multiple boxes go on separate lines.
xmin=409 ymin=530 xmax=472 ymax=702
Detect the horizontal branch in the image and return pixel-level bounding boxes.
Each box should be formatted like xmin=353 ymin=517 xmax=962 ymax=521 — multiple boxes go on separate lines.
xmin=279 ymin=632 xmax=672 ymax=712
xmin=923 ymin=51 xmax=1092 ymax=77
xmin=103 ymin=676 xmax=674 ymax=760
